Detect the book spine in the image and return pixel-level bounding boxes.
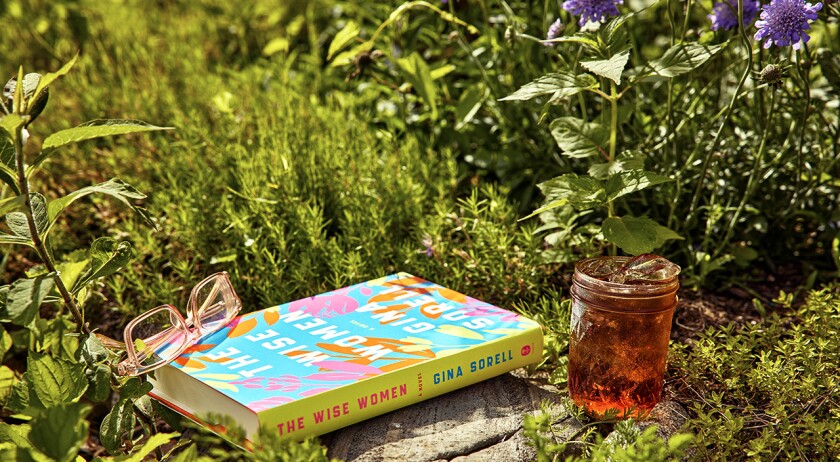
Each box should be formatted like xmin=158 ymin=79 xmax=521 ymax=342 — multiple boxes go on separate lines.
xmin=258 ymin=325 xmax=544 ymax=440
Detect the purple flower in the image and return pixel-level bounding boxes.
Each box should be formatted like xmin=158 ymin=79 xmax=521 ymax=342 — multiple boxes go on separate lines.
xmin=562 ymin=0 xmax=623 ymax=26
xmin=708 ymin=0 xmax=761 ymax=31
xmin=754 ymin=0 xmax=823 ymax=50
xmin=545 ymin=19 xmax=564 ymax=45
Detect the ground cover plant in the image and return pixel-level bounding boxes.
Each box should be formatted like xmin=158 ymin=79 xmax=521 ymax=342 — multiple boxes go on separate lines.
xmin=0 ymin=0 xmax=838 ymax=460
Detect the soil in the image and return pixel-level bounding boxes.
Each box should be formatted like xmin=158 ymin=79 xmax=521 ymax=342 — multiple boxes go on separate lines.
xmin=670 ymin=262 xmax=807 ymax=344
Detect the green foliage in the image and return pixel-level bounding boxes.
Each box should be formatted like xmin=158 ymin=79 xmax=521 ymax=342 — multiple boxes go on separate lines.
xmin=670 ymin=287 xmax=840 ymax=460
xmin=523 ymin=399 xmax=693 ymax=462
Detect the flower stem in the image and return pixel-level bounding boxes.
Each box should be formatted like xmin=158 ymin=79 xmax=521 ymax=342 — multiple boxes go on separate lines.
xmin=686 ymin=0 xmax=753 ymax=226
xmin=13 ymin=124 xmax=90 ymax=335
xmin=716 ymin=90 xmax=777 ymax=257
xmin=790 ymin=44 xmax=812 ymax=210
xmin=609 ymin=81 xmax=618 ymax=163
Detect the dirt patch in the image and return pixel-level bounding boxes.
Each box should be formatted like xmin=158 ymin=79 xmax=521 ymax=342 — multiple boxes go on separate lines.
xmin=670 ymin=263 xmax=808 ymax=344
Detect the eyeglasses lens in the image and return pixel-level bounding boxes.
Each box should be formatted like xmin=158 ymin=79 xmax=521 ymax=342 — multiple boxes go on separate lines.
xmin=129 ymin=308 xmax=189 ymax=368
xmin=194 ymin=276 xmax=237 ymax=332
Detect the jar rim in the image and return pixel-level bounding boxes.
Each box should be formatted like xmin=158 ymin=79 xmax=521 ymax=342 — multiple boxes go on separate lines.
xmin=573 ymin=256 xmax=680 ymax=296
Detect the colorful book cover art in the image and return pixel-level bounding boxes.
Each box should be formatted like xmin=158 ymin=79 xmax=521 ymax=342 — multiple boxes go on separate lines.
xmin=166 ymin=272 xmax=541 ymax=413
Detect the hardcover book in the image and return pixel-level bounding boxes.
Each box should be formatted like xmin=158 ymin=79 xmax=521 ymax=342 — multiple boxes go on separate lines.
xmin=148 ymin=272 xmax=544 ymax=441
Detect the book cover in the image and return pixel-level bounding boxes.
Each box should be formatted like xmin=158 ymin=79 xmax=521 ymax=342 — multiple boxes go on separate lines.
xmin=148 ymin=272 xmax=544 ymax=441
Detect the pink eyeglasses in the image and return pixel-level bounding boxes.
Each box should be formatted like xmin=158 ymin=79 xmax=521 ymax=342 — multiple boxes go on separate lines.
xmin=97 ymin=272 xmax=241 ymax=376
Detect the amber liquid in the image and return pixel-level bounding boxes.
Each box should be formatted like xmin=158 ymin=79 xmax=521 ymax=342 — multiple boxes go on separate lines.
xmin=567 ymin=300 xmax=674 ymax=418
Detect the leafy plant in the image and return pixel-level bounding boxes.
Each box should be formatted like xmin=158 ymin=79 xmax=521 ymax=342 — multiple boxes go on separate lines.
xmin=669 ymin=286 xmax=840 ymax=460
xmin=0 ymin=56 xmax=172 ymax=459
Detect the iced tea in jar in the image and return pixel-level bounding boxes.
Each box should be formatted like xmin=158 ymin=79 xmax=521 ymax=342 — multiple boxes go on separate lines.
xmin=567 ymin=254 xmax=680 ymax=418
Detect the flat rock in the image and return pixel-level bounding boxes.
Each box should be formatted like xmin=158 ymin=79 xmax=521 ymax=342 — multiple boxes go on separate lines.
xmin=323 ymin=372 xmax=568 ymax=462
xmin=323 ymin=373 xmax=689 ymax=461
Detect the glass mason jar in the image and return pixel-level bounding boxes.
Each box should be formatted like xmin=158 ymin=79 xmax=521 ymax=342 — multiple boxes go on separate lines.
xmin=567 ymin=256 xmax=679 ymax=418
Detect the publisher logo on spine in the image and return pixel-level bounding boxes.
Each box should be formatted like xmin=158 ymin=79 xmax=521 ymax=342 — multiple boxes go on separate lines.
xmin=521 ymin=345 xmax=531 ymax=356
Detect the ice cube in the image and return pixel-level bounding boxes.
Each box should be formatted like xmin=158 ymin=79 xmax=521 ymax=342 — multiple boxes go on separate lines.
xmin=608 ymin=254 xmax=680 ymax=284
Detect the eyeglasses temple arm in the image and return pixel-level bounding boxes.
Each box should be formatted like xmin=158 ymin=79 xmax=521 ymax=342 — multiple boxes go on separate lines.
xmin=94 ymin=332 xmax=126 ymax=350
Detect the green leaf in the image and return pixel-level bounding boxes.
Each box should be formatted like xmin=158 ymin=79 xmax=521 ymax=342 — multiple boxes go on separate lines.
xmin=6 ymin=380 xmax=30 ymax=413
xmin=581 ymin=51 xmax=630 ymax=85
xmin=601 ymin=216 xmax=660 ymax=255
xmin=328 ymin=42 xmax=371 ymax=68
xmin=80 ymin=333 xmax=109 ymax=365
xmin=588 ymin=152 xmax=645 ymax=179
xmin=119 ymin=377 xmax=153 ymax=401
xmin=0 ymin=114 xmax=27 ymax=140
xmin=0 ymin=195 xmax=25 ymax=216
xmin=34 ymin=120 xmax=173 ymax=171
xmin=537 ymin=173 xmax=606 ymax=211
xmin=500 ymin=70 xmax=597 ymax=102
xmin=0 ymin=233 xmax=33 ymax=247
xmin=85 ymin=364 xmax=112 ymax=403
xmin=520 ymin=198 xmax=569 ymax=220
xmin=0 ymin=423 xmax=32 ymax=448
xmin=327 ymin=20 xmax=360 ymax=61
xmin=29 ymin=403 xmax=90 ymax=462
xmin=397 ymin=53 xmax=438 ymax=120
xmin=645 ymin=43 xmax=722 ymax=79
xmin=600 ymin=15 xmax=631 ymax=57
xmin=110 ymin=432 xmax=179 ymax=462
xmin=0 ymin=366 xmax=17 ymax=403
xmin=261 ymin=37 xmax=289 ymax=56
xmin=605 ymin=170 xmax=673 ymax=201
xmin=47 ymin=178 xmax=153 ymax=229
xmin=0 ymin=324 xmax=13 ymax=358
xmin=100 ymin=399 xmax=135 ymax=454
xmin=542 ymin=35 xmax=599 ymax=50
xmin=0 ymin=140 xmax=19 ymax=194
xmin=653 ymin=223 xmax=684 ymax=247
xmin=2 ymin=274 xmax=55 ymax=327
xmin=5 ymin=193 xmax=48 ymax=239
xmin=31 ymin=53 xmax=78 ymax=110
xmin=668 ymin=433 xmax=694 ymax=451
xmin=455 ymin=85 xmax=486 ymax=131
xmin=33 ymin=315 xmax=79 ymax=360
xmin=71 ymin=237 xmax=132 ymax=293
xmin=549 ymin=117 xmax=609 ymax=158
xmin=25 ymin=351 xmax=87 ymax=407
xmin=165 ymin=444 xmax=205 ymax=462
xmin=429 ymin=64 xmax=456 ymax=80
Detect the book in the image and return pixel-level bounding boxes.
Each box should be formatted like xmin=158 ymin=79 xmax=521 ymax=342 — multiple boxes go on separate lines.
xmin=148 ymin=272 xmax=544 ymax=442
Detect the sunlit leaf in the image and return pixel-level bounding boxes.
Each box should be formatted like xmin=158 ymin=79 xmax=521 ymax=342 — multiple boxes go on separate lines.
xmin=5 ymin=193 xmax=47 ymax=239
xmin=2 ymin=274 xmax=55 ymax=327
xmin=643 ymin=43 xmax=722 ymax=79
xmin=605 ymin=170 xmax=673 ymax=201
xmin=455 ymin=85 xmax=486 ymax=131
xmin=29 ymin=403 xmax=90 ymax=462
xmin=581 ymin=51 xmax=630 ymax=85
xmin=397 ymin=53 xmax=438 ymax=120
xmin=537 ymin=173 xmax=606 ymax=211
xmin=25 ymin=351 xmax=87 ymax=408
xmin=100 ymin=399 xmax=134 ymax=454
xmin=71 ymin=237 xmax=132 ymax=294
xmin=550 ymin=117 xmax=609 ymax=158
xmin=327 ymin=21 xmax=360 ymax=61
xmin=47 ymin=178 xmax=153 ymax=229
xmin=31 ymin=54 xmax=78 ymax=110
xmin=501 ymin=70 xmax=597 ymax=102
xmin=601 ymin=216 xmax=660 ymax=255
